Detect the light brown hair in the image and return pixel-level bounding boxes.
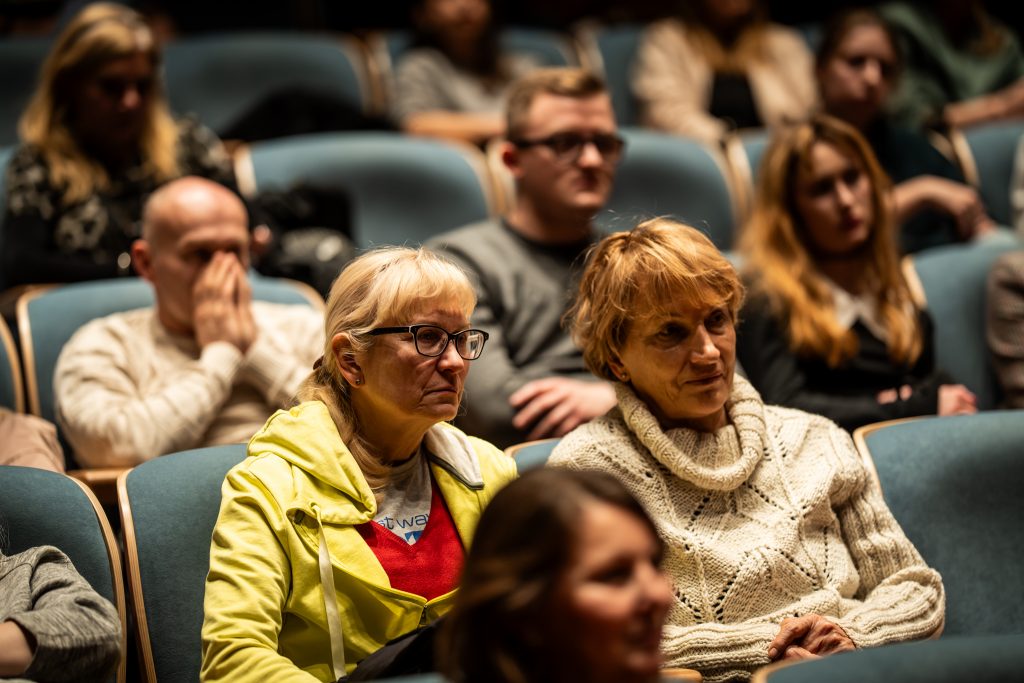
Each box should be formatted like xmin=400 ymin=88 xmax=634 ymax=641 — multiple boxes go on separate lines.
xmin=505 ymin=68 xmax=607 ymax=140
xmin=568 ymin=217 xmax=744 ymax=382
xmin=739 ymin=114 xmax=922 ymax=367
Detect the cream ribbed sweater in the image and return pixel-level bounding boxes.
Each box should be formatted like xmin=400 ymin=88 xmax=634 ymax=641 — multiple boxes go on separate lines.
xmin=549 ymin=376 xmax=944 ymax=683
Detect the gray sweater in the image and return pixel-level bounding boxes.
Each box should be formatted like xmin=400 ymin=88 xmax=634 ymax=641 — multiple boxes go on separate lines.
xmin=427 ymin=219 xmax=600 ymax=447
xmin=0 ymin=546 xmax=120 ymax=682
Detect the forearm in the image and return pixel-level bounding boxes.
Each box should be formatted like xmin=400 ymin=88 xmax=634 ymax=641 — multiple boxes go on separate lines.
xmin=402 ymin=111 xmax=505 ymax=145
xmin=944 ymin=78 xmax=1024 ymax=128
xmin=0 ymin=621 xmax=33 ymax=677
xmin=661 ymin=619 xmax=778 ymax=682
xmin=238 ymin=311 xmax=322 ymax=407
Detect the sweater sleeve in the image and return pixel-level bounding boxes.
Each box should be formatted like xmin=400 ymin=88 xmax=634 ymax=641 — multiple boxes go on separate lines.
xmin=736 ymin=297 xmax=941 ymax=431
xmin=5 ymin=546 xmax=121 ymax=683
xmin=633 ymin=20 xmax=727 ymax=144
xmin=54 ymin=316 xmax=244 ymax=467
xmin=826 ymin=425 xmax=946 ymax=646
xmin=236 ymin=305 xmax=324 ymax=408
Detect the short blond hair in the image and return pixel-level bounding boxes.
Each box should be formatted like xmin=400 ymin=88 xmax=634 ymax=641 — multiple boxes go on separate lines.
xmin=569 ymin=218 xmax=744 ymax=382
xmin=505 ymin=67 xmax=607 ymax=140
xmin=297 ymin=247 xmax=476 ymax=489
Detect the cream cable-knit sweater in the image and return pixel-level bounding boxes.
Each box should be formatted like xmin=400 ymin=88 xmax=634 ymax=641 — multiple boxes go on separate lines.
xmin=549 ymin=376 xmax=944 ymax=682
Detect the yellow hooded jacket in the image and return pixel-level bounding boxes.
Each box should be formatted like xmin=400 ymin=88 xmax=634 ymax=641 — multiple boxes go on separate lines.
xmin=200 ymin=401 xmax=517 ymax=682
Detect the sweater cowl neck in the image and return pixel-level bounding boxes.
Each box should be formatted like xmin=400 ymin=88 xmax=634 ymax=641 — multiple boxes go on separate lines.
xmin=615 ymin=375 xmax=766 ymax=491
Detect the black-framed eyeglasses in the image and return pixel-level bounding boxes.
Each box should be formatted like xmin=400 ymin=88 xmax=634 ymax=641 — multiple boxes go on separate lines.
xmin=510 ymin=132 xmax=626 ymax=164
xmin=368 ymin=325 xmax=489 ymax=360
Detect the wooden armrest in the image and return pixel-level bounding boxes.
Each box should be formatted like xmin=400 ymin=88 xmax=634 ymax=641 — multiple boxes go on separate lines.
xmin=68 ymin=467 xmax=131 ymax=505
xmin=662 ymin=667 xmax=703 ymax=682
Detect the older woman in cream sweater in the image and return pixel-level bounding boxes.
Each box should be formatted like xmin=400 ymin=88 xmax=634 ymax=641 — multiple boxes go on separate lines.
xmin=549 ymin=218 xmax=944 ymax=682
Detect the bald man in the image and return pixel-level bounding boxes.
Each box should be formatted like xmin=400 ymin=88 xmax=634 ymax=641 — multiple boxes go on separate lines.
xmin=54 ymin=177 xmax=324 ymax=467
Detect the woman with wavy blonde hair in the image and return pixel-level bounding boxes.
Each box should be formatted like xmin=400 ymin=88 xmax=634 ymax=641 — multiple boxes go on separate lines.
xmin=2 ymin=2 xmax=235 ymax=287
xmin=737 ymin=114 xmax=975 ymax=430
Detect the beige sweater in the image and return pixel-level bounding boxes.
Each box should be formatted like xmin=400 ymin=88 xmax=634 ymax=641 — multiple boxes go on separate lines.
xmin=549 ymin=376 xmax=944 ymax=682
xmin=55 ymin=302 xmax=323 ymax=467
xmin=633 ymin=18 xmax=817 ymax=145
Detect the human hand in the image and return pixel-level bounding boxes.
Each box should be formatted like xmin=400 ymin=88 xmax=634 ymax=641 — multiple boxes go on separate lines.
xmin=922 ymin=178 xmax=992 ymax=240
xmin=877 ymin=384 xmax=913 ymax=404
xmin=937 ymin=384 xmax=977 ymax=416
xmin=509 ymin=378 xmax=617 ymax=441
xmin=767 ymin=615 xmax=855 ymax=661
xmin=193 ymin=252 xmax=257 ymax=353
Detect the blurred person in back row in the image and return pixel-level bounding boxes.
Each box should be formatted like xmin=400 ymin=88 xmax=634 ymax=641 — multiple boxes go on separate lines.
xmin=1 ymin=2 xmax=238 ymax=288
xmin=54 ymin=176 xmax=323 ymax=467
xmin=428 ymin=67 xmax=621 ymax=448
xmin=737 ymin=115 xmax=975 ymax=431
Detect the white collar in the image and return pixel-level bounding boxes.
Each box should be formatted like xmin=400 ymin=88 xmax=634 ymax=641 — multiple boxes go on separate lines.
xmin=825 ymin=278 xmax=889 ymax=342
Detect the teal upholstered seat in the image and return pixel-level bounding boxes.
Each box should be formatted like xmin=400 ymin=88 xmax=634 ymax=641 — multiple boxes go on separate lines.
xmin=598 ymin=128 xmax=739 ymax=250
xmin=959 ymin=120 xmax=1024 ymax=227
xmin=0 ymin=465 xmax=127 ymax=682
xmin=907 ymin=237 xmax=1023 ymax=409
xmin=855 ymin=412 xmax=1024 ymax=635
xmin=575 ymin=23 xmax=645 ymax=127
xmin=753 ymin=633 xmax=1024 ymax=683
xmin=0 ymin=37 xmax=50 ymax=146
xmin=504 ymin=438 xmax=560 ymax=471
xmin=118 ymin=444 xmax=248 ymax=683
xmin=240 ymin=132 xmax=494 ymax=248
xmin=163 ymin=32 xmax=371 ymax=136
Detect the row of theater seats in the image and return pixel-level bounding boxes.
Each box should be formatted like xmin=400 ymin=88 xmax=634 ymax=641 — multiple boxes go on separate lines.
xmin=2 ymin=408 xmax=1022 ymax=683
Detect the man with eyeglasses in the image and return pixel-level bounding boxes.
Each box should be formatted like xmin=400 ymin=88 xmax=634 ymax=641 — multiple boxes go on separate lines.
xmin=54 ymin=177 xmax=324 ymax=467
xmin=428 ymin=67 xmax=621 ymax=448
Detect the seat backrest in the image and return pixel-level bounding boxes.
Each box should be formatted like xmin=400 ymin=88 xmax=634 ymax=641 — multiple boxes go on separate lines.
xmin=504 ymin=438 xmax=560 ymax=471
xmin=752 ymin=633 xmax=1024 ymax=683
xmin=239 ymin=131 xmax=494 ymax=248
xmin=597 ymin=128 xmax=739 ymax=250
xmin=0 ymin=314 xmax=24 ymax=412
xmin=0 ymin=465 xmax=127 ymax=682
xmin=721 ymin=128 xmax=772 ymax=223
xmin=17 ymin=275 xmax=318 ymax=424
xmin=118 ymin=444 xmax=248 ymax=683
xmin=908 ymin=238 xmax=1023 ymax=410
xmin=854 ymin=412 xmax=1024 ymax=635
xmin=163 ymin=32 xmax=371 ymax=137
xmin=0 ymin=37 xmax=50 ymax=147
xmin=957 ymin=121 xmax=1024 ymax=227
xmin=575 ymin=23 xmax=645 ymax=127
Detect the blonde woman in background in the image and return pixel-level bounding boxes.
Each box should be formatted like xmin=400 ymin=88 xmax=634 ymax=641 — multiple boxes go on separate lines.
xmin=2 ymin=2 xmax=235 ymax=287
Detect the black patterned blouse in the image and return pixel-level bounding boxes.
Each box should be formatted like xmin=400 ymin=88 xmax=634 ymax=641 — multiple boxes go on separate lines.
xmin=1 ymin=117 xmax=236 ymax=288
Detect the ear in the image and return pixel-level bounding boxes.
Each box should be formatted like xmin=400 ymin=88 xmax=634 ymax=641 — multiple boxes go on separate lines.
xmin=131 ymin=239 xmax=153 ymax=282
xmin=501 ymin=140 xmax=525 ymax=179
xmin=606 ymin=351 xmax=629 ymax=384
xmin=331 ymin=332 xmax=363 ymax=386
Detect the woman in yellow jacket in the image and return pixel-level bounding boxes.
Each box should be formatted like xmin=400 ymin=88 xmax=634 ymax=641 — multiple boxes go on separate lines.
xmin=201 ymin=247 xmax=517 ymax=682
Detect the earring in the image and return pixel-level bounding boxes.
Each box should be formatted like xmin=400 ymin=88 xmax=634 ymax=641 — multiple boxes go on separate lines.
xmin=618 ymin=372 xmax=629 ymax=383
xmin=353 ymin=378 xmax=363 ymax=386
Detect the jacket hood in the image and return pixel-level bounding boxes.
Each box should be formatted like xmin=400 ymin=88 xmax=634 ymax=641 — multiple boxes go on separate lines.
xmin=248 ymin=401 xmax=487 ymax=525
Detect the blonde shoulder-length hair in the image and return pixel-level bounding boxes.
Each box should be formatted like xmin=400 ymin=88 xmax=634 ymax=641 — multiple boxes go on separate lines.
xmin=568 ymin=217 xmax=745 ymax=383
xmin=297 ymin=246 xmax=477 ymax=490
xmin=19 ymin=2 xmax=180 ymax=206
xmin=739 ymin=114 xmax=922 ymax=368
